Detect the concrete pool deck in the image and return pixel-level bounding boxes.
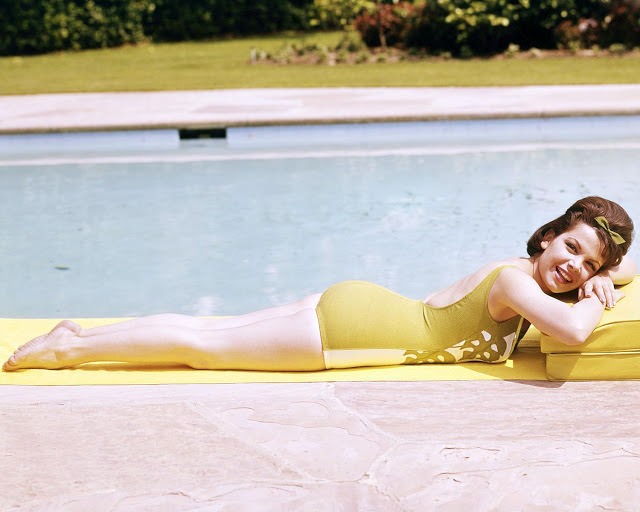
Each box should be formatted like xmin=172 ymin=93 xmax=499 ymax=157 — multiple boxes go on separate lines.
xmin=1 ymin=86 xmax=640 ymax=511
xmin=3 ymin=84 xmax=640 ymax=133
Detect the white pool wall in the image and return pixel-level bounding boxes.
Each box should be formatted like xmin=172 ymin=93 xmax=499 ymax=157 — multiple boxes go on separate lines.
xmin=0 ymin=129 xmax=179 ymax=155
xmin=227 ymin=116 xmax=640 ymax=149
xmin=2 ymin=116 xmax=640 ymax=155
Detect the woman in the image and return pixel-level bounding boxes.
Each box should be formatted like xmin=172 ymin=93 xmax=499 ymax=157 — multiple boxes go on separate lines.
xmin=3 ymin=196 xmax=636 ymax=372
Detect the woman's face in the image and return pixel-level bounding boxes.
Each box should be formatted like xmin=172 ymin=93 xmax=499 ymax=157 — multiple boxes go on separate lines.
xmin=535 ymin=222 xmax=604 ymax=294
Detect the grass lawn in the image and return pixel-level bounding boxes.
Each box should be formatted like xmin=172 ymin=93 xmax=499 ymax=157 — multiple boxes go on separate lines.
xmin=2 ymin=31 xmax=640 ymax=95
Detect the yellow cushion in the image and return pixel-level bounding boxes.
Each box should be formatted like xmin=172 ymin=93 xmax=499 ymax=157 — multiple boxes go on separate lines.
xmin=540 ymin=275 xmax=640 ymax=354
xmin=540 ymin=275 xmax=640 ymax=380
xmin=546 ymin=351 xmax=640 ymax=381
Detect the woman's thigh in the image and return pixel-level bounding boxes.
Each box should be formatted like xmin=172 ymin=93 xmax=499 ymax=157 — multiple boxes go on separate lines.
xmin=196 ymin=306 xmax=325 ymax=371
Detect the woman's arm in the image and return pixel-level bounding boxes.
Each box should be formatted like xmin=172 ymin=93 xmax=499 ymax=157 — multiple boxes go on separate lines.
xmin=578 ymin=255 xmax=637 ymax=305
xmin=493 ymin=267 xmax=614 ymax=346
xmin=605 ymin=255 xmax=637 ymax=285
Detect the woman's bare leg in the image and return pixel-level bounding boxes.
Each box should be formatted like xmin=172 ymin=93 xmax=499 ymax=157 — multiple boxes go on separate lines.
xmin=75 ymin=293 xmax=322 ymax=335
xmin=3 ymin=294 xmax=325 ymax=371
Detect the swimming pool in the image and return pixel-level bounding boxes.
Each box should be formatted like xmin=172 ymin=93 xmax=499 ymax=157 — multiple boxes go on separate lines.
xmin=1 ymin=116 xmax=640 ymax=318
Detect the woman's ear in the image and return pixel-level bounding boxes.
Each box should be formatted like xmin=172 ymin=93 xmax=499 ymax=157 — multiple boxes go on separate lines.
xmin=541 ymin=230 xmax=555 ymax=250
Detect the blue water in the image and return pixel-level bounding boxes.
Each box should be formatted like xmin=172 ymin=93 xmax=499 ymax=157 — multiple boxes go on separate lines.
xmin=1 ymin=117 xmax=640 ymax=317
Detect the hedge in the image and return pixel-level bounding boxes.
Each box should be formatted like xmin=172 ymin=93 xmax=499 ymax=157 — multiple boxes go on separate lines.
xmin=145 ymin=0 xmax=310 ymax=42
xmin=0 ymin=0 xmax=153 ymax=55
xmin=354 ymin=0 xmax=640 ymax=57
xmin=2 ymin=0 xmax=639 ymax=56
xmin=0 ymin=0 xmax=314 ymax=55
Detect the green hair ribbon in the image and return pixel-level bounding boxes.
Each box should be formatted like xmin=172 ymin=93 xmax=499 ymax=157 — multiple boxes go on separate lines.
xmin=595 ymin=216 xmax=625 ymax=245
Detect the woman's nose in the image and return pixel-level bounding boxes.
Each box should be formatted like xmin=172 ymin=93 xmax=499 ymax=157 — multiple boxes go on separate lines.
xmin=569 ymin=260 xmax=583 ymax=275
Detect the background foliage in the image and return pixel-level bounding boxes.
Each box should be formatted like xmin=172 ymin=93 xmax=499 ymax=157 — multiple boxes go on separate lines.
xmin=0 ymin=0 xmax=153 ymax=55
xmin=0 ymin=0 xmax=314 ymax=55
xmin=354 ymin=0 xmax=640 ymax=56
xmin=1 ymin=0 xmax=639 ymax=56
xmin=145 ymin=0 xmax=310 ymax=41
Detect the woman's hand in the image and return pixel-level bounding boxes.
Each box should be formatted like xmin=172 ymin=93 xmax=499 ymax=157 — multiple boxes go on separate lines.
xmin=578 ymin=272 xmax=624 ymax=308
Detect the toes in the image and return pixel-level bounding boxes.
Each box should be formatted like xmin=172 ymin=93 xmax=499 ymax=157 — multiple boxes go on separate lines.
xmin=2 ymin=356 xmax=17 ymax=371
xmin=2 ymin=320 xmax=80 ymax=371
xmin=3 ymin=348 xmax=28 ymax=370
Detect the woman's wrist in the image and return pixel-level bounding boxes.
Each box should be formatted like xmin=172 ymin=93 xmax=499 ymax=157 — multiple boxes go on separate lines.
xmin=578 ymin=293 xmax=607 ymax=309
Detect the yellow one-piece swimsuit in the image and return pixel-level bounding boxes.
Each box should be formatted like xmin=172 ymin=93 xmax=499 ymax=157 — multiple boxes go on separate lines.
xmin=315 ymin=265 xmax=525 ymax=369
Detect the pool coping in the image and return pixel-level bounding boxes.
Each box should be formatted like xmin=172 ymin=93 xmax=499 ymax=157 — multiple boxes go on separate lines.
xmin=2 ymin=84 xmax=640 ymax=134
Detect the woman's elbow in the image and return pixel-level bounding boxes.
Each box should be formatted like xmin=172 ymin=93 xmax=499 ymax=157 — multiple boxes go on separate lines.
xmin=612 ymin=256 xmax=638 ymax=284
xmin=559 ymin=333 xmax=587 ymax=346
xmin=559 ymin=324 xmax=595 ymax=346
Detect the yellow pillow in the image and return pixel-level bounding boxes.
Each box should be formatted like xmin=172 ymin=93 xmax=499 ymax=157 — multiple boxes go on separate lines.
xmin=540 ymin=276 xmax=640 ymax=354
xmin=540 ymin=275 xmax=640 ymax=380
xmin=546 ymin=351 xmax=640 ymax=381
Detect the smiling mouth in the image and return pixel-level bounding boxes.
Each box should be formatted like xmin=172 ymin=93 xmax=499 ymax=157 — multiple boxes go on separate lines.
xmin=556 ymin=266 xmax=573 ymax=284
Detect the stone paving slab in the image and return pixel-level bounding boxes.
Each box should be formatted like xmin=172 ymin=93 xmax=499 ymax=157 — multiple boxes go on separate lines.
xmin=1 ymin=381 xmax=639 ymax=511
xmin=3 ymin=84 xmax=640 ymax=134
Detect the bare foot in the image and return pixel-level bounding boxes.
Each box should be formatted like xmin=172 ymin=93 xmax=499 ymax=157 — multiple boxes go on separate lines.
xmin=3 ymin=320 xmax=82 ymax=371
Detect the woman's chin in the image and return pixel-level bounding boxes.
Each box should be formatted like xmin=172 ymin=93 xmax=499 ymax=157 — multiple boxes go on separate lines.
xmin=546 ymin=277 xmax=578 ymax=295
xmin=550 ymin=279 xmax=580 ymax=296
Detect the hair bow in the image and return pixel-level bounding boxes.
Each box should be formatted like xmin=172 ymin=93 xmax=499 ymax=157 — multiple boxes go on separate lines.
xmin=595 ymin=216 xmax=625 ymax=245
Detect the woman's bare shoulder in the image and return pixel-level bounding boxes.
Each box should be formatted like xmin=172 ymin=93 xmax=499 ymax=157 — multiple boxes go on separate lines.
xmin=494 ymin=257 xmax=534 ymax=277
xmin=467 ymin=258 xmax=533 ymax=285
xmin=424 ymin=257 xmax=531 ymax=306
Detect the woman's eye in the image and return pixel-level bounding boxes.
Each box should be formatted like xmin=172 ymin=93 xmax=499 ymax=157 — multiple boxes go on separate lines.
xmin=566 ymin=242 xmax=576 ymax=251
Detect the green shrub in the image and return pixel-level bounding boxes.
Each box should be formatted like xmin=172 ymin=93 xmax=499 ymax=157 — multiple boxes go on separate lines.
xmin=600 ymin=1 xmax=640 ymax=48
xmin=0 ymin=0 xmax=314 ymax=55
xmin=146 ymin=0 xmax=310 ymax=42
xmin=554 ymin=18 xmax=601 ymax=49
xmin=0 ymin=0 xmax=153 ymax=55
xmin=354 ymin=2 xmax=419 ymax=48
xmin=354 ymin=0 xmax=640 ymax=57
xmin=305 ymin=0 xmax=374 ymax=29
xmin=552 ymin=1 xmax=640 ymax=50
xmin=4 ymin=0 xmax=640 ymax=57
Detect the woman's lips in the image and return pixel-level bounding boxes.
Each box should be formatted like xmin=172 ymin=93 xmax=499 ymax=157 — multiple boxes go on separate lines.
xmin=555 ymin=266 xmax=573 ymax=284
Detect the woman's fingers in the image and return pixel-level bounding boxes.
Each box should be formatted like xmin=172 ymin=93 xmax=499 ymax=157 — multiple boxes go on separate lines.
xmin=596 ymin=280 xmax=616 ymax=308
xmin=582 ymin=276 xmax=618 ymax=308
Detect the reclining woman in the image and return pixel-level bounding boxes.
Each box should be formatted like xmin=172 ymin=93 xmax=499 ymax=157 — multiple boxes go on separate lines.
xmin=3 ymin=196 xmax=636 ymax=372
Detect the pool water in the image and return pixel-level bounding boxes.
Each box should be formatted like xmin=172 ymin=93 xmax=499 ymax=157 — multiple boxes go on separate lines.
xmin=1 ymin=117 xmax=640 ymax=317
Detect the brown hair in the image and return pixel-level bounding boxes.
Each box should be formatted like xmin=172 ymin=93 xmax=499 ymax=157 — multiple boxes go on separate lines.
xmin=527 ymin=196 xmax=634 ymax=270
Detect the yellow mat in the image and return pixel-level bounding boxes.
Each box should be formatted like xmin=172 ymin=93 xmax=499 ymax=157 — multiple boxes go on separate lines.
xmin=0 ymin=318 xmax=547 ymax=385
